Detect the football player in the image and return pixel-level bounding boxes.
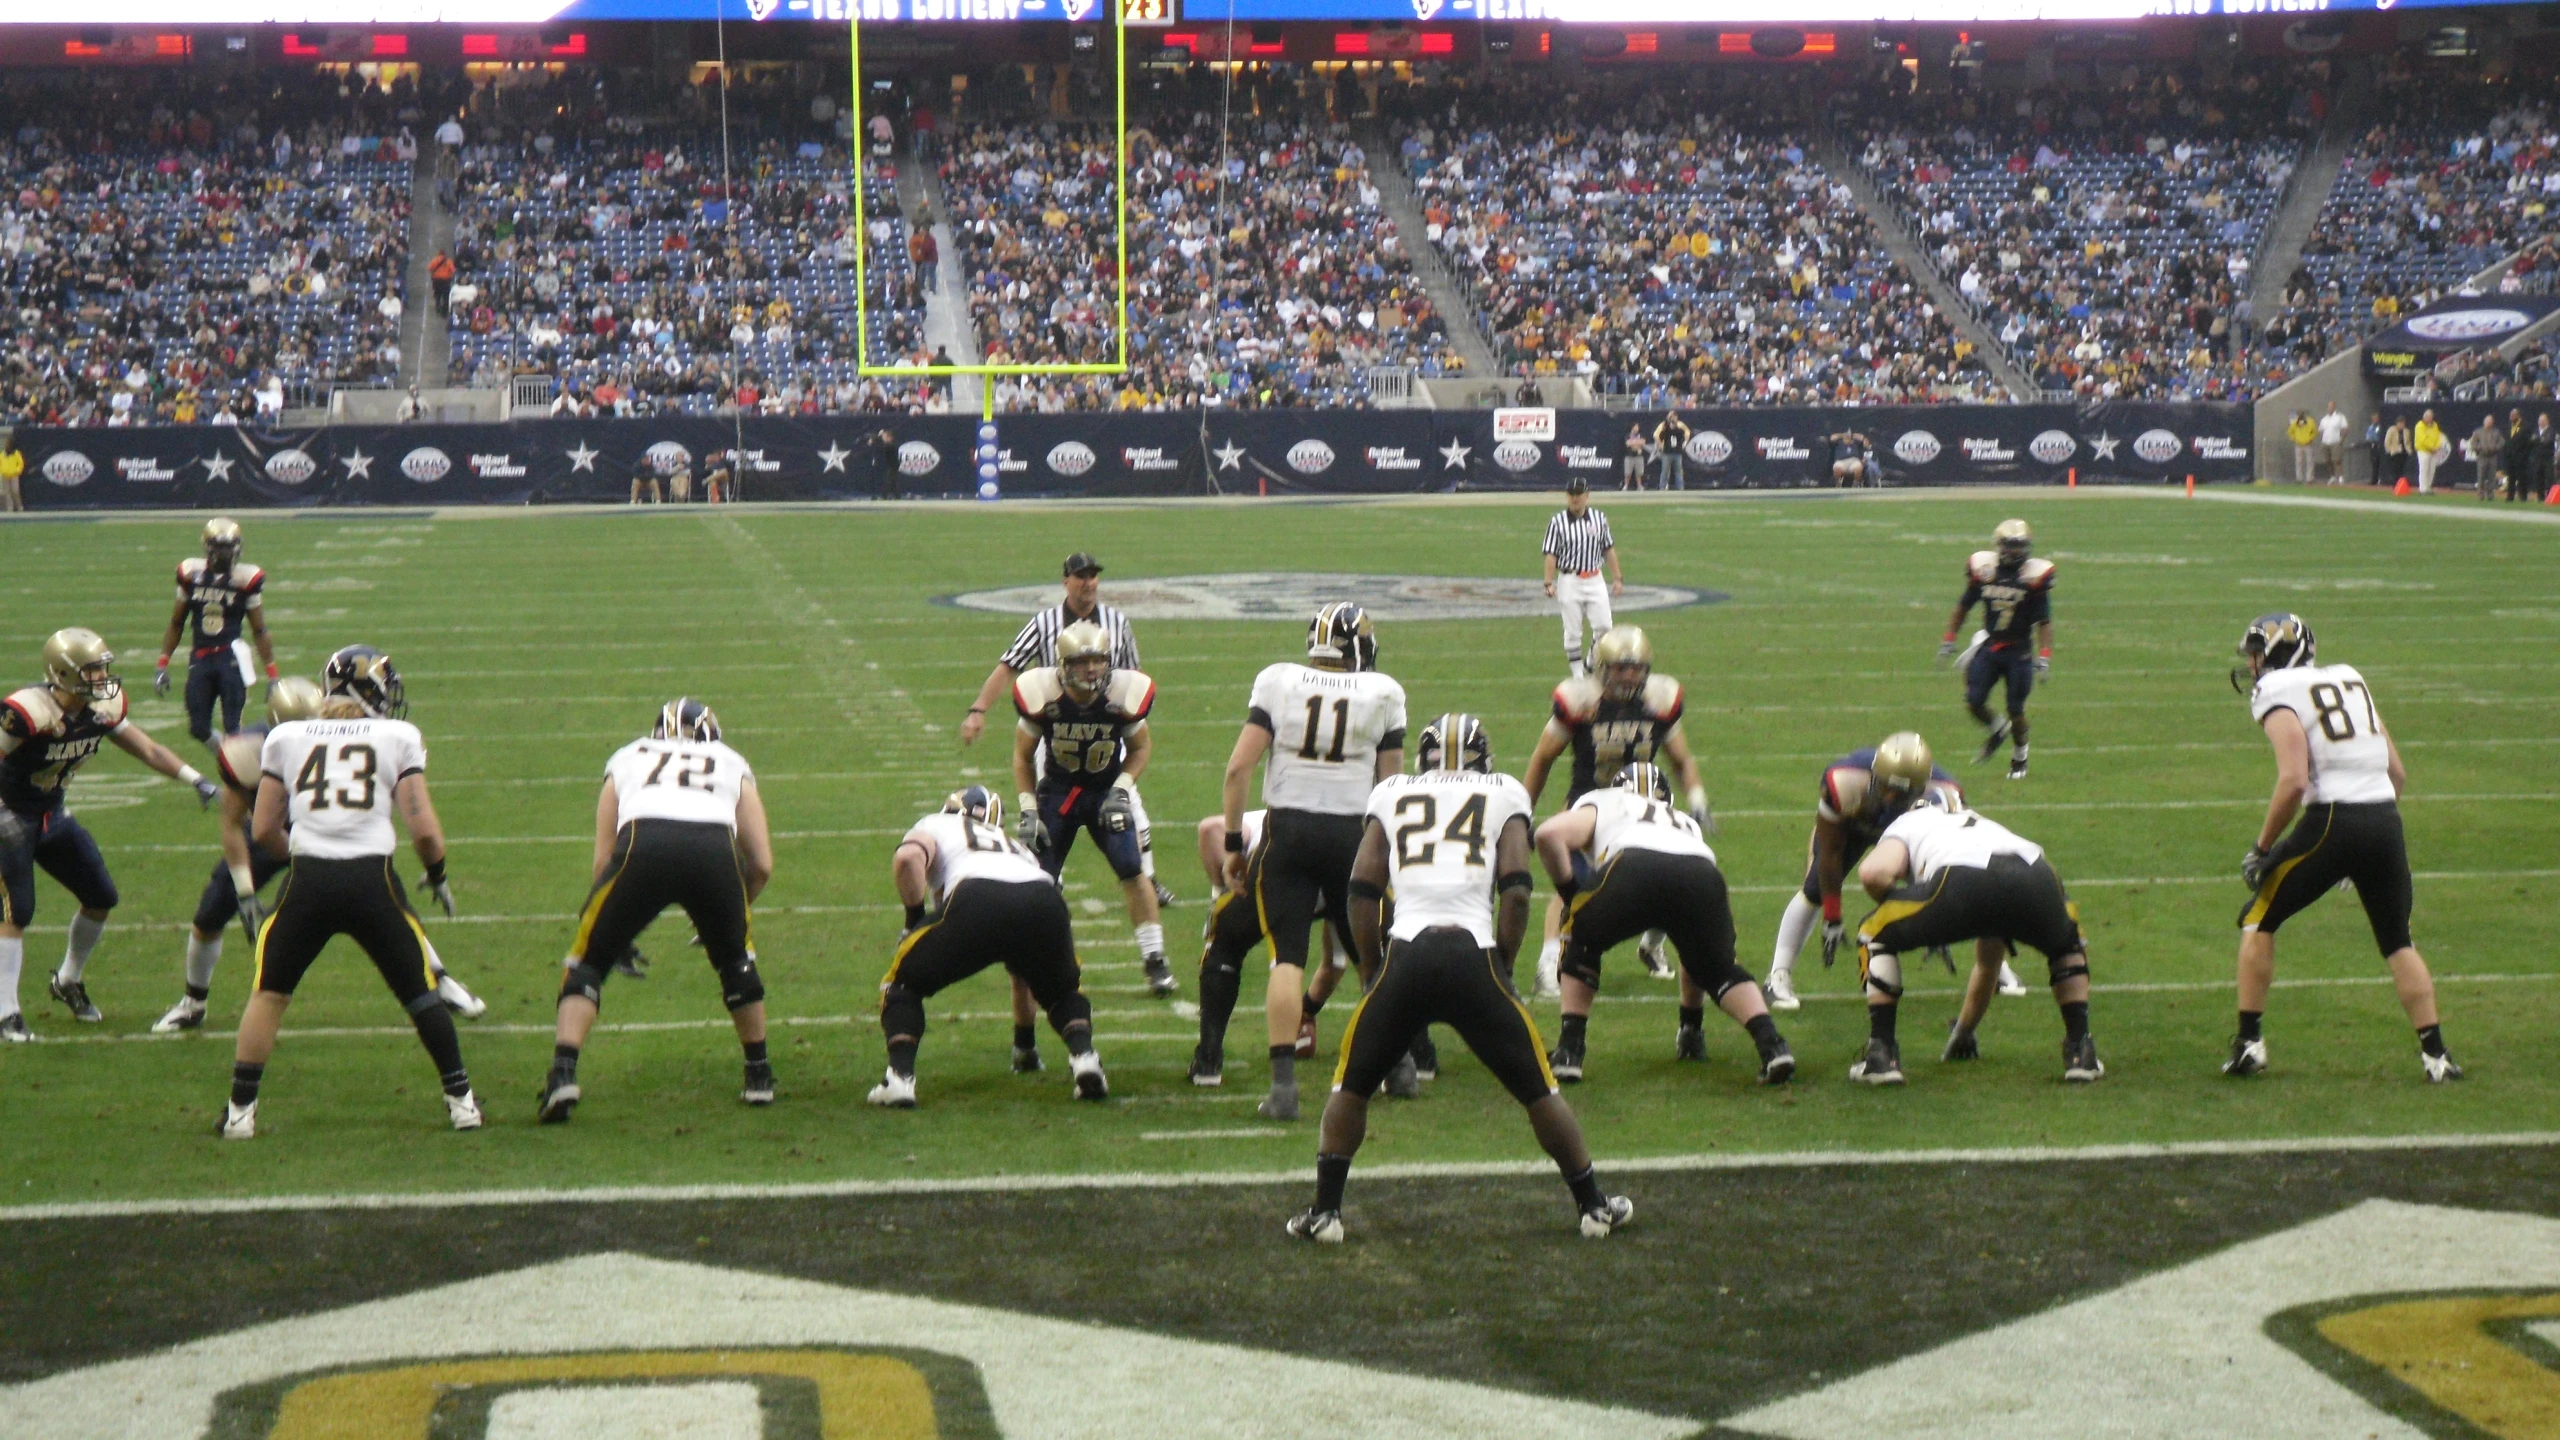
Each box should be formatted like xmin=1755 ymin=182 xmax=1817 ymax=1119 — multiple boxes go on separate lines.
xmin=1285 ymin=714 xmax=1632 ymax=1244
xmin=874 ymin=785 xmax=1107 ymax=1106
xmin=1939 ymin=519 xmax=2054 ymax=780
xmin=0 ymin=628 xmax=221 ymax=1038
xmin=1534 ymin=763 xmax=1793 ymax=1083
xmin=1195 ymin=810 xmax=1356 ymax=1064
xmin=539 ymin=699 xmax=777 ymax=1122
xmin=1012 ymin=621 xmax=1173 ymax=996
xmin=154 ymin=519 xmax=279 ymax=747
xmin=1198 ymin=603 xmax=1407 ymax=1120
xmin=1522 ymin=626 xmax=1707 ymax=996
xmin=219 ymin=646 xmax=480 ymax=1137
xmin=2227 ymin=614 xmax=2457 ymax=1082
xmin=1847 ymin=788 xmax=2102 ymax=1086
xmin=1763 ymin=734 xmax=2025 ymax=1011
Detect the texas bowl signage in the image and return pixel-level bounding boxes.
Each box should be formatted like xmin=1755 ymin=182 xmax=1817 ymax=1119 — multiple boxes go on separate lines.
xmin=2364 ymin=294 xmax=2560 ymax=380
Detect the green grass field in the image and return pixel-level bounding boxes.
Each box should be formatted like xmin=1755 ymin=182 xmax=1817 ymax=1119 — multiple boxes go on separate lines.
xmin=2 ymin=489 xmax=2555 ymax=1209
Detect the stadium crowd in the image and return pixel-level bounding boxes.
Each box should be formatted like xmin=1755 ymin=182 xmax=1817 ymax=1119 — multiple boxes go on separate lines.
xmin=0 ymin=69 xmax=420 ymax=428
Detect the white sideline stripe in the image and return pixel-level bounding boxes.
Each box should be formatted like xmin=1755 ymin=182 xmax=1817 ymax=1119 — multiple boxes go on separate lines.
xmin=1139 ymin=1129 xmax=1290 ymax=1142
xmin=9 ymin=1130 xmax=2558 ymax=1224
xmin=2158 ymin=488 xmax=2560 ymax=525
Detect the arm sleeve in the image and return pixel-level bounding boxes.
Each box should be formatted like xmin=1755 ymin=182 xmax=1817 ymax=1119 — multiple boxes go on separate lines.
xmin=1245 ymin=667 xmax=1282 ymax=732
xmin=997 ymin=615 xmax=1045 ymax=672
xmin=1539 ymin=517 xmax=1560 ymax=558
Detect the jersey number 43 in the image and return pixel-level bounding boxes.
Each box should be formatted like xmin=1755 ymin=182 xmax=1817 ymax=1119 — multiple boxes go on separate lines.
xmin=294 ymin=744 xmax=380 ymax=811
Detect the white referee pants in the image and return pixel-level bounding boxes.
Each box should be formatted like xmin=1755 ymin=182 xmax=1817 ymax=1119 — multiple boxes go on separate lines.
xmin=1557 ymin=574 xmax=1614 ymax=676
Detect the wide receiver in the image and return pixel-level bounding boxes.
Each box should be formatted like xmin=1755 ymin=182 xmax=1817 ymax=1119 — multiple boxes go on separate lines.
xmin=0 ymin=628 xmax=221 ymax=1037
xmin=154 ymin=518 xmax=279 ymax=746
xmin=875 ymin=786 xmax=1108 ymax=1106
xmin=1287 ymin=713 xmax=1632 ymax=1244
xmin=1534 ymin=763 xmax=1793 ymax=1084
xmin=1013 ymin=621 xmax=1173 ymax=1000
xmin=1939 ymin=519 xmax=2054 ymax=780
xmin=1200 ymin=602 xmax=1407 ymax=1120
xmin=2227 ymin=614 xmax=2457 ymax=1082
xmin=1523 ymin=626 xmax=1708 ymax=996
xmin=540 ymin=699 xmax=777 ymax=1122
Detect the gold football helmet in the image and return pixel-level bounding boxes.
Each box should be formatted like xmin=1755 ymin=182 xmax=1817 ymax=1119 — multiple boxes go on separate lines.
xmin=267 ymin=676 xmax=325 ymax=725
xmin=203 ymin=517 xmax=243 ymax=568
xmin=1593 ymin=626 xmax=1653 ymax=702
xmin=42 ymin=628 xmax=119 ymax=703
xmin=1994 ymin=519 xmax=2032 ymax=562
xmin=1872 ymin=731 xmax=1934 ymax=807
xmin=1058 ymin=621 xmax=1112 ymax=700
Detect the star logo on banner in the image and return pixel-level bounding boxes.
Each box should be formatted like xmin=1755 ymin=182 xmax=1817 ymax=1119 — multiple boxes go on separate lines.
xmin=565 ymin=442 xmax=600 ymax=473
xmin=818 ymin=441 xmax=853 ymax=473
xmin=1212 ymin=440 xmax=1247 ymax=472
xmin=1438 ymin=438 xmax=1473 ymax=469
xmin=2089 ymin=432 xmax=2119 ymax=462
xmin=200 ymin=454 xmax=235 ymax=483
xmin=339 ymin=447 xmax=373 ymax=479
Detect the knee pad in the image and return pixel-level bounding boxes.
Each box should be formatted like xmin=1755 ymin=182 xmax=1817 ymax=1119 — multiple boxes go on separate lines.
xmin=2047 ymin=956 xmax=2088 ymax=987
xmin=719 ymin=959 xmax=765 ymax=1012
xmin=1862 ymin=949 xmax=1903 ymax=1000
xmin=1557 ymin=941 xmax=1602 ymax=990
xmin=560 ymin=962 xmax=607 ymax=1006
xmin=880 ymin=983 xmax=925 ymax=1041
xmin=1686 ymin=952 xmax=1755 ymax=1003
xmin=403 ymin=990 xmax=444 ymax=1018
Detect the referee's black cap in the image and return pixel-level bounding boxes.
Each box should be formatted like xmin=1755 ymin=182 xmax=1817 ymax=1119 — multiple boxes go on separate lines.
xmin=1563 ymin=476 xmax=1590 ymax=495
xmin=1062 ymin=551 xmax=1104 ymax=577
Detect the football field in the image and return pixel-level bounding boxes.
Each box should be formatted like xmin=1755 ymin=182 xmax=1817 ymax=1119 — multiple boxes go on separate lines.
xmin=3 ymin=487 xmax=2557 ymax=1438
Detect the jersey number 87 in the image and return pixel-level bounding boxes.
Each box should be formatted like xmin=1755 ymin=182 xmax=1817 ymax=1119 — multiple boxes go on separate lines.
xmin=2308 ymin=681 xmax=2377 ymax=742
xmin=1392 ymin=792 xmax=1490 ymax=867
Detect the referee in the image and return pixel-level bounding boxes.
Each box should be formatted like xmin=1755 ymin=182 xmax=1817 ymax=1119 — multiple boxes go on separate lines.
xmin=1541 ymin=479 xmax=1622 ymax=678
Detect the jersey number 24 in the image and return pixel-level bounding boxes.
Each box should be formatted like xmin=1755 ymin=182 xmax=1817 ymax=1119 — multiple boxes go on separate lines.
xmin=1392 ymin=792 xmax=1489 ymax=867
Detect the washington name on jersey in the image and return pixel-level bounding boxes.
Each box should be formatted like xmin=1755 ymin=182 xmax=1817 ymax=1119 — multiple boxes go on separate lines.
xmin=605 ymin=736 xmax=755 ymax=829
xmin=1576 ymin=786 xmax=1714 ymax=866
xmin=1553 ymin=673 xmax=1685 ymax=795
xmin=1015 ymin=668 xmax=1155 ymax=789
xmin=1962 ymin=553 xmax=2055 ymax=651
xmin=1881 ymin=804 xmax=2043 ymax=885
xmin=1247 ymin=663 xmax=1408 ymax=815
xmin=261 ymin=718 xmax=428 ymax=859
xmin=2251 ymin=663 xmax=2396 ymax=805
xmin=905 ymin=810 xmax=1048 ymax=902
xmin=0 ymin=686 xmax=130 ymax=814
xmin=177 ymin=558 xmax=266 ymax=651
xmin=1366 ymin=770 xmax=1533 ymax=947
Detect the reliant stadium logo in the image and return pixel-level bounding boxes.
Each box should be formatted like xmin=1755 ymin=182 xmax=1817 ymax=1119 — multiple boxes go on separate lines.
xmin=399 ymin=447 xmax=451 ymax=483
xmin=2195 ymin=436 xmax=2250 ymax=460
xmin=736 ymin=448 xmax=782 ymax=474
xmin=41 ymin=452 xmax=94 ymax=486
xmin=264 ymin=449 xmax=317 ymax=485
xmin=1894 ymin=430 xmax=1942 ymax=465
xmin=2133 ymin=429 xmax=2184 ymax=464
xmin=1686 ymin=431 xmax=1733 ymax=466
xmin=1365 ymin=446 xmax=1423 ymax=471
xmin=1492 ymin=440 xmax=1542 ymax=472
xmin=1962 ymin=438 xmax=2017 ymax=463
xmin=1286 ymin=439 xmax=1337 ymax=475
xmin=1757 ymin=437 xmax=1809 ymax=461
xmin=113 ymin=456 xmax=176 ymax=483
xmin=469 ymin=453 xmax=528 ymax=478
xmin=898 ymin=442 xmax=942 ymax=476
xmin=1122 ymin=446 xmax=1182 ymax=472
xmin=1559 ymin=445 xmax=1613 ymax=471
xmin=1046 ymin=441 xmax=1098 ymax=477
xmin=645 ymin=441 xmax=692 ymax=476
xmin=2030 ymin=430 xmax=2079 ymax=464
xmin=2407 ymin=308 xmax=2535 ymax=343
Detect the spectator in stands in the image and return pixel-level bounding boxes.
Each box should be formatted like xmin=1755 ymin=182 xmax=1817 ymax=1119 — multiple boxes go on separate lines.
xmin=2287 ymin=411 xmax=2317 ymax=483
xmin=396 ymin=385 xmax=424 ymax=423
xmin=2413 ymin=410 xmax=2449 ymax=494
xmin=430 ymin=251 xmax=456 ymax=315
xmin=2471 ymin=413 xmax=2506 ymax=500
xmin=2318 ymin=403 xmax=2349 ymax=483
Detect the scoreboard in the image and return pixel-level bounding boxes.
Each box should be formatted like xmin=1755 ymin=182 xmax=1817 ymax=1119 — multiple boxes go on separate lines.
xmin=2 ymin=0 xmax=2511 ymax=23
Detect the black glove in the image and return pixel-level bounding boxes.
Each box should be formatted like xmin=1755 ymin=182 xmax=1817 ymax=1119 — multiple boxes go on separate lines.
xmin=235 ymin=893 xmax=265 ymax=946
xmin=1820 ymin=919 xmax=1846 ymax=968
xmin=194 ymin=777 xmax=221 ymax=809
xmin=1099 ymin=784 xmax=1136 ymax=834
xmin=1926 ymin=943 xmax=1956 ymax=974
xmin=422 ymin=858 xmax=456 ymax=918
xmin=903 ymin=901 xmax=931 ymax=933
xmin=2241 ymin=846 xmax=2272 ymax=892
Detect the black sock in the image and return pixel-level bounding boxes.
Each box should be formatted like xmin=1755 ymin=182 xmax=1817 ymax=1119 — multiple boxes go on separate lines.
xmin=439 ymin=1067 xmax=473 ymax=1099
xmin=551 ymin=1042 xmax=580 ymax=1078
xmin=1677 ymin=1004 xmax=1705 ymax=1031
xmin=1743 ymin=1013 xmax=1781 ymax=1055
xmin=1301 ymin=994 xmax=1324 ymax=1023
xmin=230 ymin=1061 xmax=264 ymax=1107
xmin=2418 ymin=1023 xmax=2447 ymax=1058
xmin=742 ymin=1039 xmax=769 ymax=1067
xmin=1559 ymin=1013 xmax=1588 ymax=1051
xmin=1315 ymin=1152 xmax=1352 ymax=1211
xmin=1197 ymin=958 xmax=1241 ymax=1046
xmin=185 ymin=984 xmax=210 ymax=1003
xmin=410 ymin=1002 xmax=467 ymax=1080
xmin=1268 ymin=1047 xmax=1295 ymax=1087
xmin=887 ymin=1038 xmax=919 ymax=1075
xmin=1059 ymin=1020 xmax=1095 ymax=1058
xmin=2237 ymin=1010 xmax=2263 ymax=1042
xmin=1562 ymin=1162 xmax=1605 ymax=1212
xmin=2060 ymin=1001 xmax=2089 ymax=1044
xmin=1011 ymin=1023 xmax=1036 ymax=1052
xmin=1868 ymin=1003 xmax=1898 ymax=1045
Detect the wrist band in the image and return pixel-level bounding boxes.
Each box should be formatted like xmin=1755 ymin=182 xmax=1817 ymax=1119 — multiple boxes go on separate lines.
xmin=229 ymin=863 xmax=258 ymax=899
xmin=1109 ymin=773 xmax=1135 ymax=792
xmin=966 ymin=705 xmax=986 ymax=715
xmin=1223 ymin=832 xmax=1245 ymax=853
xmin=157 ymin=656 xmax=170 ymax=668
xmin=1821 ymin=894 xmax=1842 ymax=923
xmin=423 ymin=858 xmax=448 ymax=886
xmin=177 ymin=764 xmax=204 ymax=787
xmin=2039 ymin=649 xmax=2052 ymax=659
xmin=265 ymin=663 xmax=279 ymax=679
xmin=1017 ymin=792 xmax=1036 ymax=817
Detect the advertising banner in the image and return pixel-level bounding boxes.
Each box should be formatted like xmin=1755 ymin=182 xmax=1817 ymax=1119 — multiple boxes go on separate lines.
xmin=2362 ymin=295 xmax=2560 ymax=380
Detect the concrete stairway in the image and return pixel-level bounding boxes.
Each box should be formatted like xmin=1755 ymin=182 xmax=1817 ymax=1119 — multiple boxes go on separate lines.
xmin=1355 ymin=123 xmax=1504 ymax=384
xmin=403 ymin=154 xmax=456 ymax=390
xmin=1816 ymin=134 xmax=2035 ymax=401
xmin=2246 ymin=63 xmax=2371 ymax=337
xmin=900 ymin=157 xmax=982 ymax=414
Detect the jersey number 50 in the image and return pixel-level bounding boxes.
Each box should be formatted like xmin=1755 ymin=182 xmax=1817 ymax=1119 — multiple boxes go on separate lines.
xmin=1392 ymin=792 xmax=1489 ymax=867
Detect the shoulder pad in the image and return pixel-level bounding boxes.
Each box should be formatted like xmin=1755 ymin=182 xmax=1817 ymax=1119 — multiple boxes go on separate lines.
xmin=1108 ymin=669 xmax=1156 ymax=719
xmin=1013 ymin=669 xmax=1064 ymax=716
xmin=2019 ymin=558 xmax=2055 ymax=588
xmin=2 ymin=687 xmax=58 ymax=736
xmin=92 ymin=689 xmax=129 ymax=728
xmin=1967 ymin=552 xmax=1997 ymax=583
xmin=1552 ymin=676 xmax=1601 ymax=722
xmin=236 ymin=564 xmax=267 ymax=590
xmin=178 ymin=558 xmax=204 ymax=584
xmin=1821 ymin=765 xmax=1869 ymax=822
xmin=1641 ymin=674 xmax=1684 ymax=721
xmin=217 ymin=733 xmax=265 ymax=792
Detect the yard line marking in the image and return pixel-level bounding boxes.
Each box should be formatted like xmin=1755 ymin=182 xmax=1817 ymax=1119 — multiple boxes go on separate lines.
xmin=1139 ymin=1129 xmax=1290 ymax=1142
xmin=2157 ymin=488 xmax=2560 ymax=525
xmin=8 ymin=1130 xmax=2558 ymax=1223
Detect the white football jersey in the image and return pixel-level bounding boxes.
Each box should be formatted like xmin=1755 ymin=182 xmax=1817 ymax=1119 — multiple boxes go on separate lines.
xmin=904 ymin=810 xmax=1047 ymax=903
xmin=260 ymin=718 xmax=428 ymax=860
xmin=1879 ymin=803 xmax=2043 ymax=885
xmin=1575 ymin=787 xmax=1715 ymax=866
xmin=2251 ymin=663 xmax=2396 ymax=805
xmin=1250 ymin=663 xmax=1407 ymax=815
xmin=605 ymin=736 xmax=754 ymax=829
xmin=1366 ymin=770 xmax=1533 ymax=947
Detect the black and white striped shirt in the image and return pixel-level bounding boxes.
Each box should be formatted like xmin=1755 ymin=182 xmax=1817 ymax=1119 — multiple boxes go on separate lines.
xmin=1542 ymin=509 xmax=1615 ymax=576
xmin=999 ymin=601 xmax=1141 ymax=673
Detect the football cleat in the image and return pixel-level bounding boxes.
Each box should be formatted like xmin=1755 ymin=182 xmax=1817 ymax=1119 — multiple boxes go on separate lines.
xmin=1293 ymin=1013 xmax=1318 ymax=1061
xmin=1258 ymin=1083 xmax=1299 ymax=1121
xmin=536 ymin=1076 xmax=581 ymax=1124
xmin=1012 ymin=1044 xmax=1046 ymax=1075
xmin=1408 ymin=1029 xmax=1438 ymax=1081
xmin=1286 ymin=1206 xmax=1346 ymax=1243
xmin=1187 ymin=1042 xmax=1222 ymax=1087
xmin=1143 ymin=953 xmax=1178 ymax=998
xmin=1579 ymin=1196 xmax=1636 ymax=1239
xmin=437 ymin=973 xmax=487 ymax=1019
xmin=1153 ymin=878 xmax=1179 ymax=909
xmin=1944 ymin=1022 xmax=1980 ymax=1062
xmin=1547 ymin=1040 xmax=1585 ymax=1084
xmin=0 ymin=1013 xmax=30 ymax=1043
xmin=1069 ymin=1050 xmax=1109 ymax=1101
xmin=1674 ymin=1024 xmax=1706 ymax=1062
xmin=2422 ymin=1050 xmax=2464 ymax=1084
xmin=2007 ymin=754 xmax=2030 ymax=781
xmin=1384 ymin=1054 xmax=1421 ymax=1099
xmin=1996 ymin=963 xmax=2030 ymax=996
xmin=446 ymin=1089 xmax=485 ymax=1131
xmin=741 ymin=1060 xmax=776 ymax=1106
xmin=153 ymin=997 xmax=208 ymax=1034
xmin=2222 ymin=1036 xmax=2268 ymax=1078
xmin=1637 ymin=935 xmax=1674 ymax=979
xmin=48 ymin=976 xmax=100 ymax=1024
xmin=2062 ymin=1036 xmax=2105 ymax=1083
xmin=1849 ymin=1038 xmax=1905 ymax=1085
xmin=218 ymin=1100 xmax=257 ymax=1139
xmin=1764 ymin=972 xmax=1802 ymax=1011
xmin=1975 ymin=720 xmax=2010 ymax=765
xmin=1759 ymin=1041 xmax=1796 ymax=1085
xmin=867 ymin=1069 xmax=919 ymax=1108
